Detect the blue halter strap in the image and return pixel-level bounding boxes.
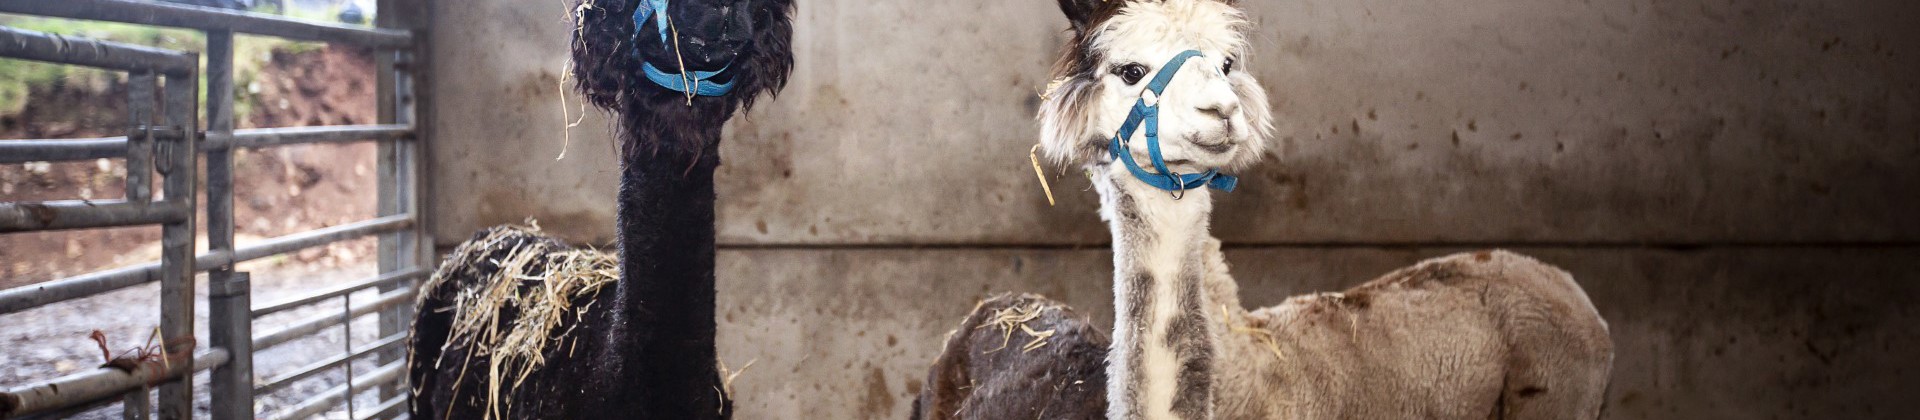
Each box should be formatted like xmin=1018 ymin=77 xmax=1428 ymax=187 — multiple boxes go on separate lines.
xmin=1108 ymin=50 xmax=1238 ymax=193
xmin=631 ymin=0 xmax=736 ymax=96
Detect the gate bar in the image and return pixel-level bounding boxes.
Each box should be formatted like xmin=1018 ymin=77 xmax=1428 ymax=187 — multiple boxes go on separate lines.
xmin=251 ymin=268 xmax=425 ymax=317
xmin=0 ymin=350 xmax=229 ymax=418
xmin=253 ymin=334 xmax=405 ymax=396
xmin=252 ymin=287 xmax=414 ymax=351
xmin=0 ymin=215 xmax=413 ymax=316
xmin=0 ymin=125 xmax=413 ymax=165
xmin=0 ymin=0 xmax=412 ymax=48
xmin=365 ymin=394 xmax=407 ymax=420
xmin=125 ymin=73 xmax=156 ymax=203
xmin=263 ymin=361 xmax=404 ymax=420
xmin=204 ymin=29 xmax=251 ymax=420
xmin=155 ymin=49 xmax=199 ymax=419
xmin=211 ymin=214 xmax=414 ymax=265
xmin=0 ymin=200 xmax=188 ymax=232
xmin=374 ymin=0 xmax=431 ymax=400
xmin=0 ymin=137 xmax=127 ymax=164
xmin=208 ymin=125 xmax=414 ymax=150
xmin=0 ymin=26 xmax=196 ymax=76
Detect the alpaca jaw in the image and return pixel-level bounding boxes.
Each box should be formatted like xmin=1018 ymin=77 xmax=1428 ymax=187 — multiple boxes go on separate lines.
xmin=1038 ymin=0 xmax=1275 ymax=177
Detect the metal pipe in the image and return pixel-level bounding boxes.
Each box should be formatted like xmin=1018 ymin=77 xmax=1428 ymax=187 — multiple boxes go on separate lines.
xmin=0 ymin=214 xmax=414 ymax=316
xmin=0 ymin=0 xmax=412 ymax=48
xmin=155 ymin=58 xmax=200 ymax=419
xmin=263 ymin=362 xmax=404 ymax=420
xmin=0 ymin=264 xmax=153 ymax=316
xmin=252 ymin=287 xmax=415 ymax=351
xmin=0 ymin=26 xmax=197 ymax=76
xmin=207 ymin=274 xmax=253 ymax=420
xmin=125 ymin=73 xmax=156 ymax=202
xmin=253 ymin=334 xmax=405 ymax=396
xmin=365 ymin=394 xmax=407 ymax=420
xmin=122 ymin=386 xmax=149 ymax=420
xmin=203 ymin=30 xmax=252 ymax=420
xmin=0 ymin=124 xmax=414 ymax=164
xmin=339 ymin=292 xmax=357 ymax=417
xmin=205 ymin=124 xmax=413 ymax=150
xmin=251 ymin=268 xmax=424 ymax=318
xmin=2 ymin=396 xmax=115 ymax=420
xmin=375 ymin=16 xmax=429 ymax=394
xmin=223 ymin=214 xmax=414 ymax=264
xmin=0 ymin=200 xmax=188 ymax=233
xmin=0 ymin=350 xmax=229 ymax=418
xmin=0 ymin=137 xmax=126 ymax=164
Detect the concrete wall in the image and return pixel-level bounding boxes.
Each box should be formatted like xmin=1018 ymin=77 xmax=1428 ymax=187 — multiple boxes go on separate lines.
xmin=425 ymin=0 xmax=1920 ymax=418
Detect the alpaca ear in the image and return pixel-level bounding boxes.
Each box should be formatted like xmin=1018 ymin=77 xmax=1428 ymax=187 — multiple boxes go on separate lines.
xmin=1056 ymin=0 xmax=1108 ymax=31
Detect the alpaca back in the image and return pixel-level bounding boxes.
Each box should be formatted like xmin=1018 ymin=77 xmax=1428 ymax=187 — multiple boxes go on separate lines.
xmin=409 ymin=227 xmax=665 ymax=418
xmin=912 ymin=294 xmax=1109 ymax=420
xmin=1218 ymin=251 xmax=1612 ymax=419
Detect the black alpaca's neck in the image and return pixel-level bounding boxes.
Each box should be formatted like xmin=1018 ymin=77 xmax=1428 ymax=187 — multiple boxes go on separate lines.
xmin=604 ymin=137 xmax=725 ymax=418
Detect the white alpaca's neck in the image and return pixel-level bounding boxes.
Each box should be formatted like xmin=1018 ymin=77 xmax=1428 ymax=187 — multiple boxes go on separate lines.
xmin=1094 ymin=165 xmax=1217 ymax=420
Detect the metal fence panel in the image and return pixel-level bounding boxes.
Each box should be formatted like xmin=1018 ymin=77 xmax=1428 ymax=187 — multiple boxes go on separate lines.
xmin=0 ymin=2 xmax=429 ymax=418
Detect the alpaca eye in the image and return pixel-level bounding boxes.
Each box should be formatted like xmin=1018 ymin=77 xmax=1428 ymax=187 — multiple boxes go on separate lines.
xmin=1112 ymin=63 xmax=1149 ymax=85
xmin=1223 ymin=57 xmax=1235 ymax=75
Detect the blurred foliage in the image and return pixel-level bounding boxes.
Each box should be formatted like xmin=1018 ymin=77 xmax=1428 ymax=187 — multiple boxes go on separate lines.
xmin=0 ymin=14 xmax=328 ymax=121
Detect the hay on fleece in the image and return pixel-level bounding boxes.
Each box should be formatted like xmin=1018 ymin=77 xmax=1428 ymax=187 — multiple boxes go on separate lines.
xmin=417 ymin=223 xmax=617 ymax=419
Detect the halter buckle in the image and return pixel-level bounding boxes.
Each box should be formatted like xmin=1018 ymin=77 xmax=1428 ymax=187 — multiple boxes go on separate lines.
xmin=1164 ymin=170 xmax=1187 ymax=200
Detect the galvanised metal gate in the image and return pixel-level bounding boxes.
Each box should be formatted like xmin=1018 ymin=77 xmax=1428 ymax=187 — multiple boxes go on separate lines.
xmin=0 ymin=0 xmax=430 ymax=418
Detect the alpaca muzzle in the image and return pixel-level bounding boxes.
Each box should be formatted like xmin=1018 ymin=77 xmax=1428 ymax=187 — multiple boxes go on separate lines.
xmin=1108 ymin=50 xmax=1239 ymax=195
xmin=630 ymin=0 xmax=754 ymax=96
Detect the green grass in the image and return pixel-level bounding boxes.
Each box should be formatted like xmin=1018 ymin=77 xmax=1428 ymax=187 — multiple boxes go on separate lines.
xmin=0 ymin=15 xmax=329 ymax=121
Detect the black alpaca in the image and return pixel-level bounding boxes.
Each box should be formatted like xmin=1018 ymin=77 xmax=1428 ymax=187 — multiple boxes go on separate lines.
xmin=408 ymin=0 xmax=793 ymax=418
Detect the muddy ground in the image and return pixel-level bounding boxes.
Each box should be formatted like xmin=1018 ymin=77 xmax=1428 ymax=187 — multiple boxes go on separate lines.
xmin=2 ymin=46 xmax=401 ymax=417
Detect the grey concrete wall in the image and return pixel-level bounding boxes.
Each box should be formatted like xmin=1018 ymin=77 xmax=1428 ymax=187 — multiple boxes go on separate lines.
xmin=426 ymin=0 xmax=1920 ymax=418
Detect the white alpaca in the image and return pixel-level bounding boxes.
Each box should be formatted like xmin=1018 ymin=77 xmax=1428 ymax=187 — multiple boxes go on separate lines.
xmin=1030 ymin=1 xmax=1616 ymax=419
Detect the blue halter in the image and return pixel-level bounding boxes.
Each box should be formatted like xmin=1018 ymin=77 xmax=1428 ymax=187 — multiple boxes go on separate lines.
xmin=631 ymin=0 xmax=736 ymax=96
xmin=1108 ymin=50 xmax=1238 ymax=193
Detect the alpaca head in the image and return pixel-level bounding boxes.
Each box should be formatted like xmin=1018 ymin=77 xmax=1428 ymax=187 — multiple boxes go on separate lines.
xmin=570 ymin=0 xmax=796 ymax=161
xmin=1038 ymin=0 xmax=1273 ymax=177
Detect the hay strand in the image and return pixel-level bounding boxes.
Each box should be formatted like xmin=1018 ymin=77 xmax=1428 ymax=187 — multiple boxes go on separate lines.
xmin=1222 ymin=304 xmax=1285 ymax=364
xmin=976 ymin=300 xmax=1055 ymax=354
xmin=1030 ymin=144 xmax=1057 ymax=206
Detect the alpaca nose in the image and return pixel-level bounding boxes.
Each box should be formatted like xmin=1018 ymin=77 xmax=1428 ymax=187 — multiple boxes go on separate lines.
xmin=1197 ymin=101 xmax=1238 ymax=121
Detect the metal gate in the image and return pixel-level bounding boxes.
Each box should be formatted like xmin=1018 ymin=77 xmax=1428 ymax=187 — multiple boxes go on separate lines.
xmin=0 ymin=0 xmax=429 ymax=418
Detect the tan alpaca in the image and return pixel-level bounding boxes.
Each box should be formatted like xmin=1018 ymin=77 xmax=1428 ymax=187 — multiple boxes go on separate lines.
xmin=915 ymin=1 xmax=1613 ymax=419
xmin=1195 ymin=237 xmax=1613 ymax=419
